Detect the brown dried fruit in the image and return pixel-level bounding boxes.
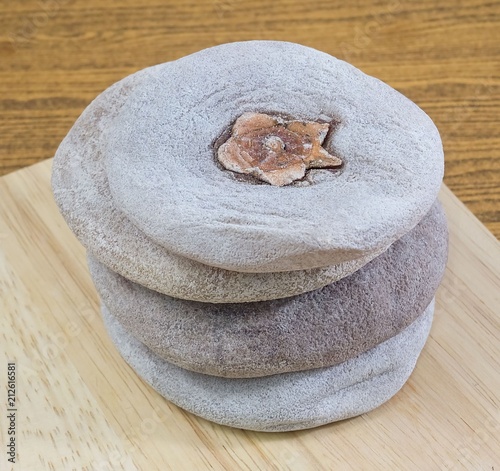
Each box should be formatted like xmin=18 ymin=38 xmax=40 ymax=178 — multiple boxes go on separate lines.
xmin=217 ymin=112 xmax=342 ymax=186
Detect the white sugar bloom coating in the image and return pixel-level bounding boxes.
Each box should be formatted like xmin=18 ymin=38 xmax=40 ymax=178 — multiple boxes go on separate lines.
xmin=104 ymin=41 xmax=444 ymax=273
xmin=100 ymin=300 xmax=434 ymax=432
xmin=51 ymin=65 xmax=385 ymax=303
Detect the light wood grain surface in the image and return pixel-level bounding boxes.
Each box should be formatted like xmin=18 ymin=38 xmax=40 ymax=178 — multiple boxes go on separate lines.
xmin=0 ymin=159 xmax=499 ymax=470
xmin=0 ymin=0 xmax=499 ymax=237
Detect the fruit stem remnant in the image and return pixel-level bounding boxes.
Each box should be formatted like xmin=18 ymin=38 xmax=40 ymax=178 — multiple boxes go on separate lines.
xmin=217 ymin=112 xmax=342 ymax=186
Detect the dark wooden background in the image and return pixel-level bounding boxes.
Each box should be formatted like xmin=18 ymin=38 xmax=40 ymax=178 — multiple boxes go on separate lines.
xmin=1 ymin=0 xmax=499 ymax=237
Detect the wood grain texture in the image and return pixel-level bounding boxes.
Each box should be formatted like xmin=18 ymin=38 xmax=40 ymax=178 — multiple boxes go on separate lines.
xmin=0 ymin=0 xmax=499 ymax=237
xmin=0 ymin=159 xmax=499 ymax=470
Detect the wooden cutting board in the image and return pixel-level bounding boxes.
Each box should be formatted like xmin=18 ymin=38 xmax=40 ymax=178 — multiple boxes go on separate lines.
xmin=0 ymin=160 xmax=499 ymax=471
